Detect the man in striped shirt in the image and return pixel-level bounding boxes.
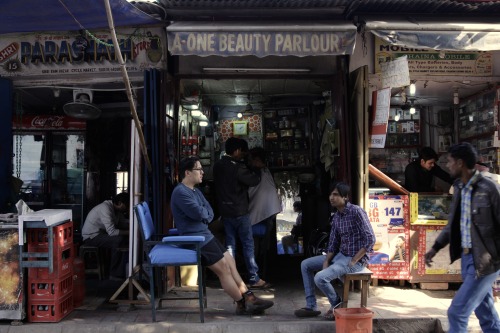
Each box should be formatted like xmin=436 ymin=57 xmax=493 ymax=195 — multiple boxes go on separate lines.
xmin=294 ymin=182 xmax=375 ymax=320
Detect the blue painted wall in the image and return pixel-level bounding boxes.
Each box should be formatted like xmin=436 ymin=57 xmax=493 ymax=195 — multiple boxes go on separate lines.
xmin=0 ymin=79 xmax=13 ymax=212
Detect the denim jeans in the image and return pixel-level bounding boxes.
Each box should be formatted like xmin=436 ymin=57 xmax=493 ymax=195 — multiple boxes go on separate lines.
xmin=222 ymin=214 xmax=261 ymax=284
xmin=447 ymin=252 xmax=500 ymax=333
xmin=300 ymin=252 xmax=364 ymax=310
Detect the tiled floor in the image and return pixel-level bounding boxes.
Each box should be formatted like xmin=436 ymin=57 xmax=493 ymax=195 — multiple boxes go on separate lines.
xmin=3 ymin=256 xmax=499 ymax=332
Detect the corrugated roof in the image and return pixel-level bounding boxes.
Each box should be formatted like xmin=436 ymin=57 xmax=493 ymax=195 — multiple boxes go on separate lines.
xmin=156 ymin=0 xmax=500 ymax=20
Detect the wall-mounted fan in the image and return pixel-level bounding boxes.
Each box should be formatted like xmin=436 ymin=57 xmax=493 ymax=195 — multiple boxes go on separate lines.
xmin=63 ymin=89 xmax=101 ymax=119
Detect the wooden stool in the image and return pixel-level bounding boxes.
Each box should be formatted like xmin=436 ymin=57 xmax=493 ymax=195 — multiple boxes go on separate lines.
xmin=79 ymin=245 xmax=104 ymax=280
xmin=341 ymin=267 xmax=373 ymax=308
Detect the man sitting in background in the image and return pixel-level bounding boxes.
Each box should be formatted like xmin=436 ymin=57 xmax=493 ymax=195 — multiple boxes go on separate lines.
xmin=81 ymin=192 xmax=129 ymax=280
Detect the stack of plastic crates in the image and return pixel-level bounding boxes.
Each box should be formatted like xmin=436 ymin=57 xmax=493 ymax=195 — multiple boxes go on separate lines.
xmin=26 ymin=221 xmax=74 ymax=323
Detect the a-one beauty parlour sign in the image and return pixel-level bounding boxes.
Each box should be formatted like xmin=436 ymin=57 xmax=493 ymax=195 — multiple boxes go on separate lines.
xmin=167 ymin=30 xmax=356 ymax=57
xmin=0 ymin=28 xmax=166 ymax=77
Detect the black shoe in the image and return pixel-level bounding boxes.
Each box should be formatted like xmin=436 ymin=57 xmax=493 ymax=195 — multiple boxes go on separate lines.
xmin=294 ymin=307 xmax=321 ymax=317
xmin=244 ymin=292 xmax=274 ymax=314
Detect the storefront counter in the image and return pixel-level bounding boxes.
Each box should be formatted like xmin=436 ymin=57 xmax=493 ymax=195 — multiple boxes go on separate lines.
xmin=408 ymin=193 xmax=461 ymax=286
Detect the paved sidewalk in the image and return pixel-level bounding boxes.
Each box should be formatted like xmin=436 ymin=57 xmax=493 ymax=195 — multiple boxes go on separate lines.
xmin=1 ymin=276 xmax=499 ymax=333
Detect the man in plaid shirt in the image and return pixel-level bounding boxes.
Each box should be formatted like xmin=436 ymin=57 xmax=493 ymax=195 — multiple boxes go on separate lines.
xmin=294 ymin=182 xmax=375 ymax=320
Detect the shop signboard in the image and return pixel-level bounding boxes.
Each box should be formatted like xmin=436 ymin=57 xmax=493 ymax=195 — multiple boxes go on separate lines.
xmin=0 ymin=28 xmax=166 ymax=77
xmin=367 ymin=195 xmax=411 ymax=280
xmin=374 ymin=37 xmax=492 ymax=76
xmin=12 ymin=115 xmax=86 ymax=130
xmin=167 ymin=29 xmax=356 ymax=57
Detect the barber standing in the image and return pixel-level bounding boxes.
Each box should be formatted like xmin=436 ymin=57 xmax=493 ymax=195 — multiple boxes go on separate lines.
xmin=425 ymin=143 xmax=500 ymax=332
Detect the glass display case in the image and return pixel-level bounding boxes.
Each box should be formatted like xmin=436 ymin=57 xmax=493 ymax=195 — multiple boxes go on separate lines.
xmin=410 ymin=193 xmax=453 ymax=225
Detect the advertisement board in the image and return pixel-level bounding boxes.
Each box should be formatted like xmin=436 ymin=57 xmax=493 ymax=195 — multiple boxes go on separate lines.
xmin=413 ymin=225 xmax=461 ymax=276
xmin=367 ymin=195 xmax=411 ymax=280
xmin=374 ymin=37 xmax=492 ymax=76
xmin=0 ymin=28 xmax=166 ymax=78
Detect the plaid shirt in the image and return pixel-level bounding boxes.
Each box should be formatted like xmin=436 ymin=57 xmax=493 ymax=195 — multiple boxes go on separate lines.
xmin=327 ymin=202 xmax=376 ymax=265
xmin=460 ymin=170 xmax=480 ymax=248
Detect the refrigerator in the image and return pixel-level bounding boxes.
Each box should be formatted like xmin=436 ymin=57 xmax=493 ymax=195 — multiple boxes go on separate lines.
xmin=12 ymin=115 xmax=86 ymax=232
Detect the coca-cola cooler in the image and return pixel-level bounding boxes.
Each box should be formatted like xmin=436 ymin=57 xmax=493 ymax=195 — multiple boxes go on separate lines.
xmin=12 ymin=115 xmax=86 ymax=232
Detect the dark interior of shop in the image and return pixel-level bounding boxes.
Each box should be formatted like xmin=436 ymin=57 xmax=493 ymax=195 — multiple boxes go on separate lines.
xmin=9 ymin=65 xmax=496 ymax=282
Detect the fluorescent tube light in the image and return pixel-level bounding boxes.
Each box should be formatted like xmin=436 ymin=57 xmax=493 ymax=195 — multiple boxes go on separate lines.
xmin=203 ymin=68 xmax=310 ymax=73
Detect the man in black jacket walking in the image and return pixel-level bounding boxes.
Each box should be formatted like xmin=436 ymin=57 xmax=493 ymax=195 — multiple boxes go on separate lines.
xmin=425 ymin=143 xmax=500 ymax=332
xmin=214 ymin=137 xmax=270 ymax=289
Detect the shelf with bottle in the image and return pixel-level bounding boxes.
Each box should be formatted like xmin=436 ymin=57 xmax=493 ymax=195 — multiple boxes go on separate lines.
xmin=263 ymin=106 xmax=313 ymax=169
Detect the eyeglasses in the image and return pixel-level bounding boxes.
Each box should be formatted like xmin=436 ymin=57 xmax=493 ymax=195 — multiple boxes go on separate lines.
xmin=191 ymin=168 xmax=204 ymax=172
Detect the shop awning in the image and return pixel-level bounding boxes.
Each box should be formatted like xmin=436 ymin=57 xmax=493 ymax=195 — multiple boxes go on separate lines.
xmin=368 ymin=21 xmax=500 ymax=51
xmin=166 ymin=21 xmax=357 ymax=57
xmin=0 ymin=0 xmax=161 ymax=35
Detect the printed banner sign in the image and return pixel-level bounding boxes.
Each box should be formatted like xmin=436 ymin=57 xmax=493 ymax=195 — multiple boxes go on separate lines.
xmin=13 ymin=115 xmax=86 ymax=130
xmin=367 ymin=195 xmax=411 ymax=280
xmin=0 ymin=28 xmax=166 ymax=77
xmin=374 ymin=37 xmax=492 ymax=76
xmin=167 ymin=31 xmax=356 ymax=57
xmin=370 ymin=88 xmax=391 ymax=148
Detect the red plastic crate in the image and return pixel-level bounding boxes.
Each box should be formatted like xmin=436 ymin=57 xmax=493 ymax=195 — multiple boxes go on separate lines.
xmin=28 ymin=274 xmax=73 ymax=301
xmin=27 ymin=221 xmax=73 ymax=251
xmin=27 ymin=244 xmax=74 ymax=280
xmin=73 ymin=257 xmax=85 ymax=308
xmin=28 ymin=293 xmax=74 ymax=323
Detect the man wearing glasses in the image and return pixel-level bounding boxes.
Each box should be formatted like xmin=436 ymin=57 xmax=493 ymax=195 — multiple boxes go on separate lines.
xmin=171 ymin=156 xmax=273 ymax=315
xmin=294 ymin=182 xmax=375 ymax=320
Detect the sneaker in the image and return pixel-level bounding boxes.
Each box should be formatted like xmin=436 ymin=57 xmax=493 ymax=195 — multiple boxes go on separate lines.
xmin=294 ymin=307 xmax=321 ymax=317
xmin=244 ymin=292 xmax=274 ymax=314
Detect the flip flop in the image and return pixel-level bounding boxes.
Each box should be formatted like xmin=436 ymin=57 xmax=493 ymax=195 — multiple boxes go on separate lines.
xmin=248 ymin=281 xmax=273 ymax=289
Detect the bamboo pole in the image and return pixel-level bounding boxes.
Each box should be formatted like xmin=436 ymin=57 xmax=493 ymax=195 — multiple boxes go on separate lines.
xmin=103 ymin=0 xmax=152 ymax=172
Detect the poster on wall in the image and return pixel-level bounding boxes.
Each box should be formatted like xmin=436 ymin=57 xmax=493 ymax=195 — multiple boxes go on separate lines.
xmin=367 ymin=195 xmax=411 ymax=280
xmin=415 ymin=225 xmax=461 ymax=275
xmin=0 ymin=28 xmax=166 ymax=78
xmin=370 ymin=88 xmax=391 ymax=148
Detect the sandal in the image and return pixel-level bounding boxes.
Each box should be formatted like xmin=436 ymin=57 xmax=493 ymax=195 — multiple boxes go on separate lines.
xmin=248 ymin=280 xmax=273 ymax=289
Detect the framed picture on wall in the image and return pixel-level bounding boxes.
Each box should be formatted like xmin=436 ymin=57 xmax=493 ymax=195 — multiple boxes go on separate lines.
xmin=233 ymin=121 xmax=248 ymax=136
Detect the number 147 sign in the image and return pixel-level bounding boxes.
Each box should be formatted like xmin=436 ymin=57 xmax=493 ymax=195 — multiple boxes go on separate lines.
xmin=368 ymin=199 xmax=405 ymax=227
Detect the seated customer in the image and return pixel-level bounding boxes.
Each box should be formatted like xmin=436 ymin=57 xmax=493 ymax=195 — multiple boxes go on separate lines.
xmin=170 ymin=156 xmax=274 ymax=315
xmin=81 ymin=192 xmax=129 ymax=279
xmin=294 ymin=182 xmax=375 ymax=320
xmin=404 ymin=146 xmax=453 ymax=192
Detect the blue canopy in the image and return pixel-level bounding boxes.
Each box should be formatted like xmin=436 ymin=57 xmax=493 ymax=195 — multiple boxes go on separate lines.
xmin=1 ymin=0 xmax=161 ymax=34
